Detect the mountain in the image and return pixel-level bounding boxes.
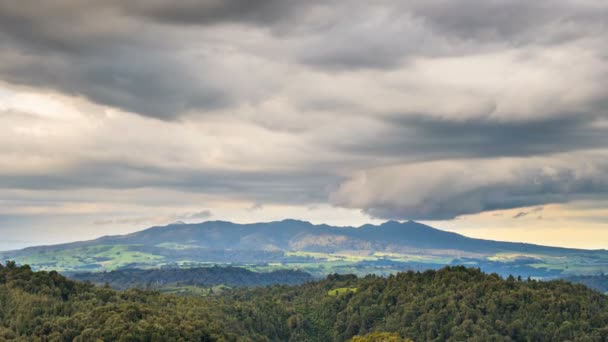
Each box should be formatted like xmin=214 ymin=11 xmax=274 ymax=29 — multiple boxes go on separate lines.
xmin=2 ymin=219 xmax=608 ymax=278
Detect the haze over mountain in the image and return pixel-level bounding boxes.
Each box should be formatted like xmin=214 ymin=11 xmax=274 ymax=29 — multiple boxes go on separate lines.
xmin=3 ymin=220 xmax=607 ymax=279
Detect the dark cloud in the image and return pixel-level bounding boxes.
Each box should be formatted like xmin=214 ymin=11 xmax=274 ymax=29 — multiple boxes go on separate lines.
xmin=1 ymin=0 xmax=608 ymax=225
xmin=122 ymin=0 xmax=301 ymax=27
xmin=0 ymin=161 xmax=334 ymax=204
xmin=296 ymin=0 xmax=608 ymax=70
xmin=337 ymin=114 xmax=608 ymax=161
xmin=294 ymin=9 xmax=433 ymax=70
xmin=331 ymin=156 xmax=608 ymax=220
xmin=0 ymin=50 xmax=231 ymax=119
xmin=405 ymin=0 xmax=608 ymax=44
xmin=0 ymin=0 xmax=606 ymax=118
xmin=512 ymin=212 xmax=528 ymax=219
xmin=0 ymin=1 xmax=251 ymax=120
xmin=298 ymin=45 xmax=407 ymax=71
xmin=360 ymin=181 xmax=600 ymax=221
xmin=512 ymin=207 xmax=543 ymax=219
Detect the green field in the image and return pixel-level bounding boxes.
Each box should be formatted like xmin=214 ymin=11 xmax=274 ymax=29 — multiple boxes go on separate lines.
xmin=14 ymin=245 xmax=163 ymax=272
xmin=285 ymin=251 xmax=453 ymax=264
xmin=5 ymin=243 xmax=608 ymax=279
xmin=327 ymin=287 xmax=358 ymax=296
xmin=155 ymin=242 xmax=200 ymax=250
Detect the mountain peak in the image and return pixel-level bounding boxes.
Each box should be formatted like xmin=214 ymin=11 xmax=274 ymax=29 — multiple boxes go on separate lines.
xmin=383 ymin=220 xmax=402 ymax=225
xmin=279 ymin=219 xmax=312 ymax=225
xmin=379 ymin=220 xmax=425 ymax=228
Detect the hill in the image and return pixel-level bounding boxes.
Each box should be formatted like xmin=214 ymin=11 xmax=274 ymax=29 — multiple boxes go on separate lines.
xmin=2 ymin=262 xmax=608 ymax=341
xmin=564 ymin=274 xmax=608 ymax=294
xmin=2 ymin=220 xmax=608 ymax=278
xmin=69 ymin=266 xmax=313 ymax=290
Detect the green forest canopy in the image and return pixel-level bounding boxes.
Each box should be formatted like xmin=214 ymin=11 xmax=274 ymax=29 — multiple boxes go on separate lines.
xmin=1 ymin=261 xmax=608 ymax=341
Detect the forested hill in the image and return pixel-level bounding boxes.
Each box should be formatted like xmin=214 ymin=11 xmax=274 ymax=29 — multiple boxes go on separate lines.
xmin=2 ymin=262 xmax=608 ymax=341
xmin=69 ymin=266 xmax=314 ymax=290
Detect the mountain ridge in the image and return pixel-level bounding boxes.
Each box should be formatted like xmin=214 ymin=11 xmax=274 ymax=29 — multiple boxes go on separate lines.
xmin=4 ymin=219 xmax=597 ymax=254
xmin=2 ymin=219 xmax=607 ymax=277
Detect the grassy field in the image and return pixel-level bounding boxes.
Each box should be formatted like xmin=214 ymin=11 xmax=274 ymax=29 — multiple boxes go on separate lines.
xmin=155 ymin=242 xmax=200 ymax=250
xmin=15 ymin=245 xmax=163 ymax=272
xmin=285 ymin=251 xmax=453 ymax=265
xmin=7 ymin=243 xmax=608 ymax=278
xmin=327 ymin=287 xmax=358 ymax=296
xmin=487 ymin=251 xmax=608 ymax=275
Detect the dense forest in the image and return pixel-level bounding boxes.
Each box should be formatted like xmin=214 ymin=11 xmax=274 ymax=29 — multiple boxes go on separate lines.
xmin=2 ymin=261 xmax=608 ymax=341
xmin=69 ymin=266 xmax=313 ymax=290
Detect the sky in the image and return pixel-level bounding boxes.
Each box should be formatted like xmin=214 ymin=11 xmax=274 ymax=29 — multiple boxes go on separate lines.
xmin=1 ymin=0 xmax=608 ymax=250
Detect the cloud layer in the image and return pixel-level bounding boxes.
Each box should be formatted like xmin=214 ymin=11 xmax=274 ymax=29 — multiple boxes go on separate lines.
xmin=1 ymin=0 xmax=608 ymax=229
xmin=331 ymin=154 xmax=608 ymax=220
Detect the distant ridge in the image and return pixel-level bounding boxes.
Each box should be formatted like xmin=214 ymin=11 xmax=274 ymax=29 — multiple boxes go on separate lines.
xmin=2 ymin=219 xmax=606 ymax=277
xmin=70 ymin=266 xmax=314 ymax=290
xmin=9 ymin=219 xmax=588 ymax=254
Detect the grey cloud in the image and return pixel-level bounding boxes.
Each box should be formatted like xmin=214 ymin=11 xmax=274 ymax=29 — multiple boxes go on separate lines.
xmin=0 ymin=1 xmax=251 ymax=119
xmin=405 ymin=0 xmax=608 ymax=44
xmin=181 ymin=210 xmax=213 ymax=220
xmin=512 ymin=207 xmax=543 ymax=219
xmin=330 ymin=156 xmax=608 ymax=220
xmin=298 ymin=45 xmax=407 ymax=71
xmin=122 ymin=0 xmax=302 ymax=27
xmin=295 ymin=11 xmax=435 ymax=70
xmin=0 ymin=50 xmax=231 ymax=119
xmin=0 ymin=161 xmax=334 ymax=204
xmin=2 ymin=1 xmax=608 ymax=224
xmin=337 ymin=114 xmax=608 ymax=161
xmin=93 ymin=219 xmax=117 ymax=225
xmin=93 ymin=217 xmax=154 ymax=226
xmin=0 ymin=0 xmax=607 ymax=120
xmin=92 ymin=209 xmax=212 ymax=226
xmin=512 ymin=212 xmax=528 ymax=219
xmin=296 ymin=0 xmax=608 ymax=70
xmin=248 ymin=203 xmax=264 ymax=211
xmin=10 ymin=0 xmax=599 ymax=45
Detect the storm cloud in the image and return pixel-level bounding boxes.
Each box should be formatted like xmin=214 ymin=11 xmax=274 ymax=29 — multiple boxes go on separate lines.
xmin=330 ymin=154 xmax=608 ymax=220
xmin=1 ymin=0 xmax=608 ymax=227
